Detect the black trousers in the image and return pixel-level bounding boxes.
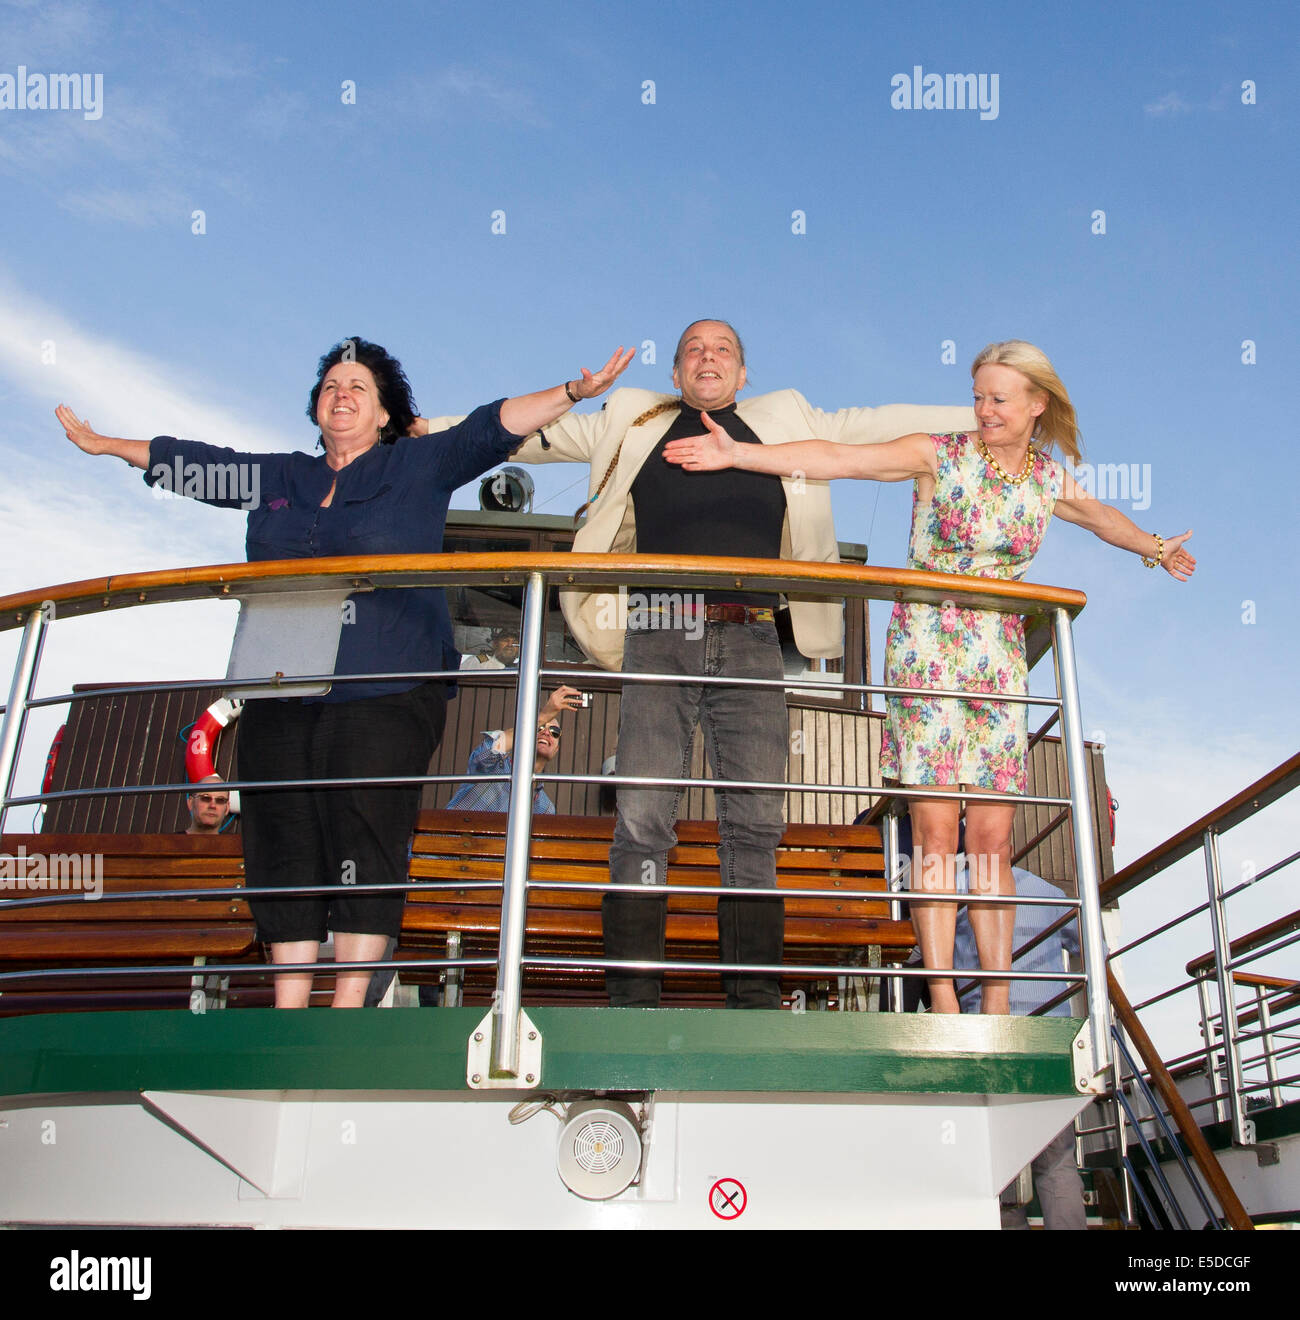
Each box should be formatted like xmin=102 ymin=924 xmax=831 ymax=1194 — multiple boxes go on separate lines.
xmin=603 ymin=889 xmax=784 ymax=1009
xmin=237 ymin=683 xmax=447 ymax=944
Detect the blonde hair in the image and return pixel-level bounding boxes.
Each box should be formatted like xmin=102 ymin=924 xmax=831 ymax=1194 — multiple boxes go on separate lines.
xmin=970 ymin=340 xmax=1081 ymax=463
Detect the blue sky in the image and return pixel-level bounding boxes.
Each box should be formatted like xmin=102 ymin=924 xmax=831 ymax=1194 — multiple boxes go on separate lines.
xmin=0 ymin=0 xmax=1295 ymax=1055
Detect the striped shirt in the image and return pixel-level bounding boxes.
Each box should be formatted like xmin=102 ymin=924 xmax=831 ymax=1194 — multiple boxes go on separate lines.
xmin=446 ymin=732 xmax=555 ymax=815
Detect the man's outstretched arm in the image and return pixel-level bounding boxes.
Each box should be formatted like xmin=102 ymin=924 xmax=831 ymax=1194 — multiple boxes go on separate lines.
xmin=810 ymin=398 xmax=977 ymax=445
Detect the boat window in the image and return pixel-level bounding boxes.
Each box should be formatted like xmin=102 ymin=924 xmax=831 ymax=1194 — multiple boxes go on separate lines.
xmin=442 ymin=530 xmax=602 ymax=673
xmin=443 ymin=534 xmax=528 ymax=666
xmin=778 ymin=599 xmax=867 ymax=710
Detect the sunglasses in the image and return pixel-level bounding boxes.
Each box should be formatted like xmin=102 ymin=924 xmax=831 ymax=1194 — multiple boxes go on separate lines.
xmin=538 ymin=723 xmax=562 ymax=738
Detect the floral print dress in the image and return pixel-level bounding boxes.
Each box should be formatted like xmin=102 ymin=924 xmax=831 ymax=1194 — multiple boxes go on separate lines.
xmin=879 ymin=432 xmax=1063 ymax=794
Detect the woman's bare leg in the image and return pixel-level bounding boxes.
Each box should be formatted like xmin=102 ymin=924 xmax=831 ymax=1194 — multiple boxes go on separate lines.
xmin=963 ymin=795 xmax=1018 ymax=1015
xmin=332 ymin=931 xmax=390 ymax=1007
xmin=908 ymin=798 xmax=963 ymax=1013
xmin=270 ymin=940 xmax=319 ymax=1008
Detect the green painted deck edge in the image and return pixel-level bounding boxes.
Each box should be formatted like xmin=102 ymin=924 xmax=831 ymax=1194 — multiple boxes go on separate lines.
xmin=0 ymin=1008 xmax=1085 ymax=1097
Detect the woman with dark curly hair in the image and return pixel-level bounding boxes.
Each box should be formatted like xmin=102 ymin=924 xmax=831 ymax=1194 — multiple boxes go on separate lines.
xmin=56 ymin=336 xmax=633 ymax=1006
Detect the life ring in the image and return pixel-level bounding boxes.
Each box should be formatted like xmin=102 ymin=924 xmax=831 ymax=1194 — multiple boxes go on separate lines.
xmin=186 ymin=698 xmax=242 ymax=813
xmin=42 ymin=723 xmax=66 ymax=796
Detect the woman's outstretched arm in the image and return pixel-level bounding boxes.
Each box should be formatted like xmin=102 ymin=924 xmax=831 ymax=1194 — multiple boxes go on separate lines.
xmin=1054 ymin=470 xmax=1196 ymax=580
xmin=663 ymin=412 xmax=936 ymax=483
xmin=55 ymin=405 xmax=151 ymax=469
xmin=495 ymin=346 xmax=635 ymax=436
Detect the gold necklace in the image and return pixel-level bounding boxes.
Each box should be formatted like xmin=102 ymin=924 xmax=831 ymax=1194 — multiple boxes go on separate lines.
xmin=977 ymin=435 xmax=1036 ymax=486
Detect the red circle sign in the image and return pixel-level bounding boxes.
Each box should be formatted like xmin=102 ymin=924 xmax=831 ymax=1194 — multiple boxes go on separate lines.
xmin=709 ymin=1178 xmax=747 ymax=1220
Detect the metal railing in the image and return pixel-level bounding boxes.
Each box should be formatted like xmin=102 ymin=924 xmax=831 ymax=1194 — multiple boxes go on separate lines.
xmin=1078 ymin=754 xmax=1300 ymax=1221
xmin=0 ymin=553 xmax=1108 ymax=1083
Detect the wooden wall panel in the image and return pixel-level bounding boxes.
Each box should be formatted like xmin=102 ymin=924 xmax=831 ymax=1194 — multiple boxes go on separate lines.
xmin=40 ymin=681 xmax=1116 ymax=892
xmin=45 ymin=684 xmax=237 ymax=835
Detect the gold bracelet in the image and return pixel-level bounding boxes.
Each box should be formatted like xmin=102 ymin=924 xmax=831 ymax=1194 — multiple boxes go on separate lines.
xmin=1141 ymin=532 xmax=1164 ymax=568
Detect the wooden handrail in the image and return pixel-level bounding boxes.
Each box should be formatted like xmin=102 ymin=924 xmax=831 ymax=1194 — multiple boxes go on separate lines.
xmin=1229 ymin=973 xmax=1300 ymax=1029
xmin=1185 ymin=908 xmax=1300 ymax=978
xmin=0 ymin=552 xmax=1087 ymax=632
xmin=1107 ymin=969 xmax=1254 ymax=1230
xmin=1101 ymin=752 xmax=1300 ymax=903
xmin=1233 ymin=972 xmax=1300 ymax=993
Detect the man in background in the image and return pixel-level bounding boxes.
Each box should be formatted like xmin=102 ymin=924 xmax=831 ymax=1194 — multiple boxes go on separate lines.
xmin=446 ymin=686 xmax=583 ymax=814
xmin=185 ymin=777 xmax=231 ymax=835
xmin=459 ymin=627 xmax=520 ymax=670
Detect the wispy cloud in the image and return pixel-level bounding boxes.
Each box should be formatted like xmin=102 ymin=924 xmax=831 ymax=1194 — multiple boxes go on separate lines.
xmin=0 ymin=77 xmax=214 ymax=227
xmin=0 ymin=265 xmax=280 ymax=804
xmin=0 ymin=273 xmax=299 ymax=451
xmin=0 ymin=10 xmax=295 ymax=225
xmin=0 ymin=0 xmax=102 ymax=61
xmin=1144 ymin=90 xmax=1193 ymax=116
xmin=0 ymin=463 xmax=245 ymax=597
xmin=58 ymin=186 xmax=190 ymax=227
xmin=383 ymin=65 xmax=550 ymax=130
xmin=242 ymin=87 xmax=311 ymax=141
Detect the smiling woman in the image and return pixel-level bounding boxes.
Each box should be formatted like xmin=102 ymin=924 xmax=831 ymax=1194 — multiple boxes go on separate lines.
xmin=54 ymin=334 xmax=634 ymax=1007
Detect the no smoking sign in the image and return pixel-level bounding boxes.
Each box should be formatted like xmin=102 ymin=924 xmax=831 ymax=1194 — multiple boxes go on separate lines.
xmin=708 ymin=1177 xmax=747 ymax=1220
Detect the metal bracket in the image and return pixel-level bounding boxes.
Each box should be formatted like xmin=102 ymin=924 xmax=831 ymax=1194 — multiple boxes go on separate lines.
xmin=467 ymin=1008 xmax=543 ymax=1089
xmin=188 ymin=956 xmax=227 ymax=1013
xmin=1253 ymin=1140 xmax=1279 ymax=1167
xmin=1072 ymin=1020 xmax=1106 ymax=1094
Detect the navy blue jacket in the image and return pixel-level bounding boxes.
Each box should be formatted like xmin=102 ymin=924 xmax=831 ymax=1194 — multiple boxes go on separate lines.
xmin=145 ymin=401 xmax=520 ymax=701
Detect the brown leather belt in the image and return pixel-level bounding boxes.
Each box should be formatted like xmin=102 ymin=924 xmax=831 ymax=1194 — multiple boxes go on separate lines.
xmin=646 ymin=603 xmax=775 ymax=624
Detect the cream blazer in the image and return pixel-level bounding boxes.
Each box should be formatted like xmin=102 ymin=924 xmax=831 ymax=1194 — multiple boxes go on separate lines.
xmin=430 ymin=389 xmax=975 ymax=671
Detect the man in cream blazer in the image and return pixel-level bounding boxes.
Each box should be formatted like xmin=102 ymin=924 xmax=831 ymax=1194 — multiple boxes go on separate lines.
xmin=508 ymin=377 xmax=973 ymax=672
xmin=433 ymin=320 xmax=974 ymax=1009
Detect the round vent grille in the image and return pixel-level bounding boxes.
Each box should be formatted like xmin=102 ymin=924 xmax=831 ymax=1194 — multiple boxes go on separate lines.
xmin=556 ymin=1100 xmax=642 ymax=1200
xmin=572 ymin=1120 xmax=626 ymax=1174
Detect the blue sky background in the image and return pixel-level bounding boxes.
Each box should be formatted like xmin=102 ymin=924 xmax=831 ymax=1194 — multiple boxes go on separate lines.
xmin=0 ymin=0 xmax=1295 ymax=1057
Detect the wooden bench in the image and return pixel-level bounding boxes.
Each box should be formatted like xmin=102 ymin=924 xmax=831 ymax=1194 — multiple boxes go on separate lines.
xmin=400 ymin=812 xmax=912 ymax=1006
xmin=0 ymin=833 xmax=257 ymax=1014
xmin=0 ymin=814 xmax=915 ymax=1012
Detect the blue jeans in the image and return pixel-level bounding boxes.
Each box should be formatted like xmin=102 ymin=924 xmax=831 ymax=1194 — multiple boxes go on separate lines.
xmin=604 ymin=620 xmax=788 ymax=1008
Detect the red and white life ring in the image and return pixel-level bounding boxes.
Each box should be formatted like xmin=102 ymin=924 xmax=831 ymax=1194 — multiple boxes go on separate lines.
xmin=186 ymin=698 xmax=242 ymax=812
xmin=43 ymin=723 xmax=66 ymax=797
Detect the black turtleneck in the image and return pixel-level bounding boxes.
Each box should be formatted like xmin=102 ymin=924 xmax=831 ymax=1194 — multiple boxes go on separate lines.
xmin=629 ymin=404 xmax=786 ymax=607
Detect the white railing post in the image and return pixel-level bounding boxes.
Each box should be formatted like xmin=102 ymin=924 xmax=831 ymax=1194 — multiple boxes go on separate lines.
xmin=1256 ymin=985 xmax=1283 ymax=1110
xmin=489 ymin=571 xmax=547 ymax=1080
xmin=0 ymin=602 xmax=51 ymax=832
xmin=1107 ymin=1029 xmax=1138 ymax=1226
xmin=1196 ymin=975 xmax=1229 ymax=1124
xmin=882 ymin=808 xmax=905 ymax=1013
xmin=1203 ymin=826 xmax=1254 ymax=1145
xmin=1050 ymin=607 xmax=1110 ymax=1082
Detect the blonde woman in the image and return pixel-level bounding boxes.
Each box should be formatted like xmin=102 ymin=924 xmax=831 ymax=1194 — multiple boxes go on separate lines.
xmin=665 ymin=341 xmax=1195 ymax=1014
